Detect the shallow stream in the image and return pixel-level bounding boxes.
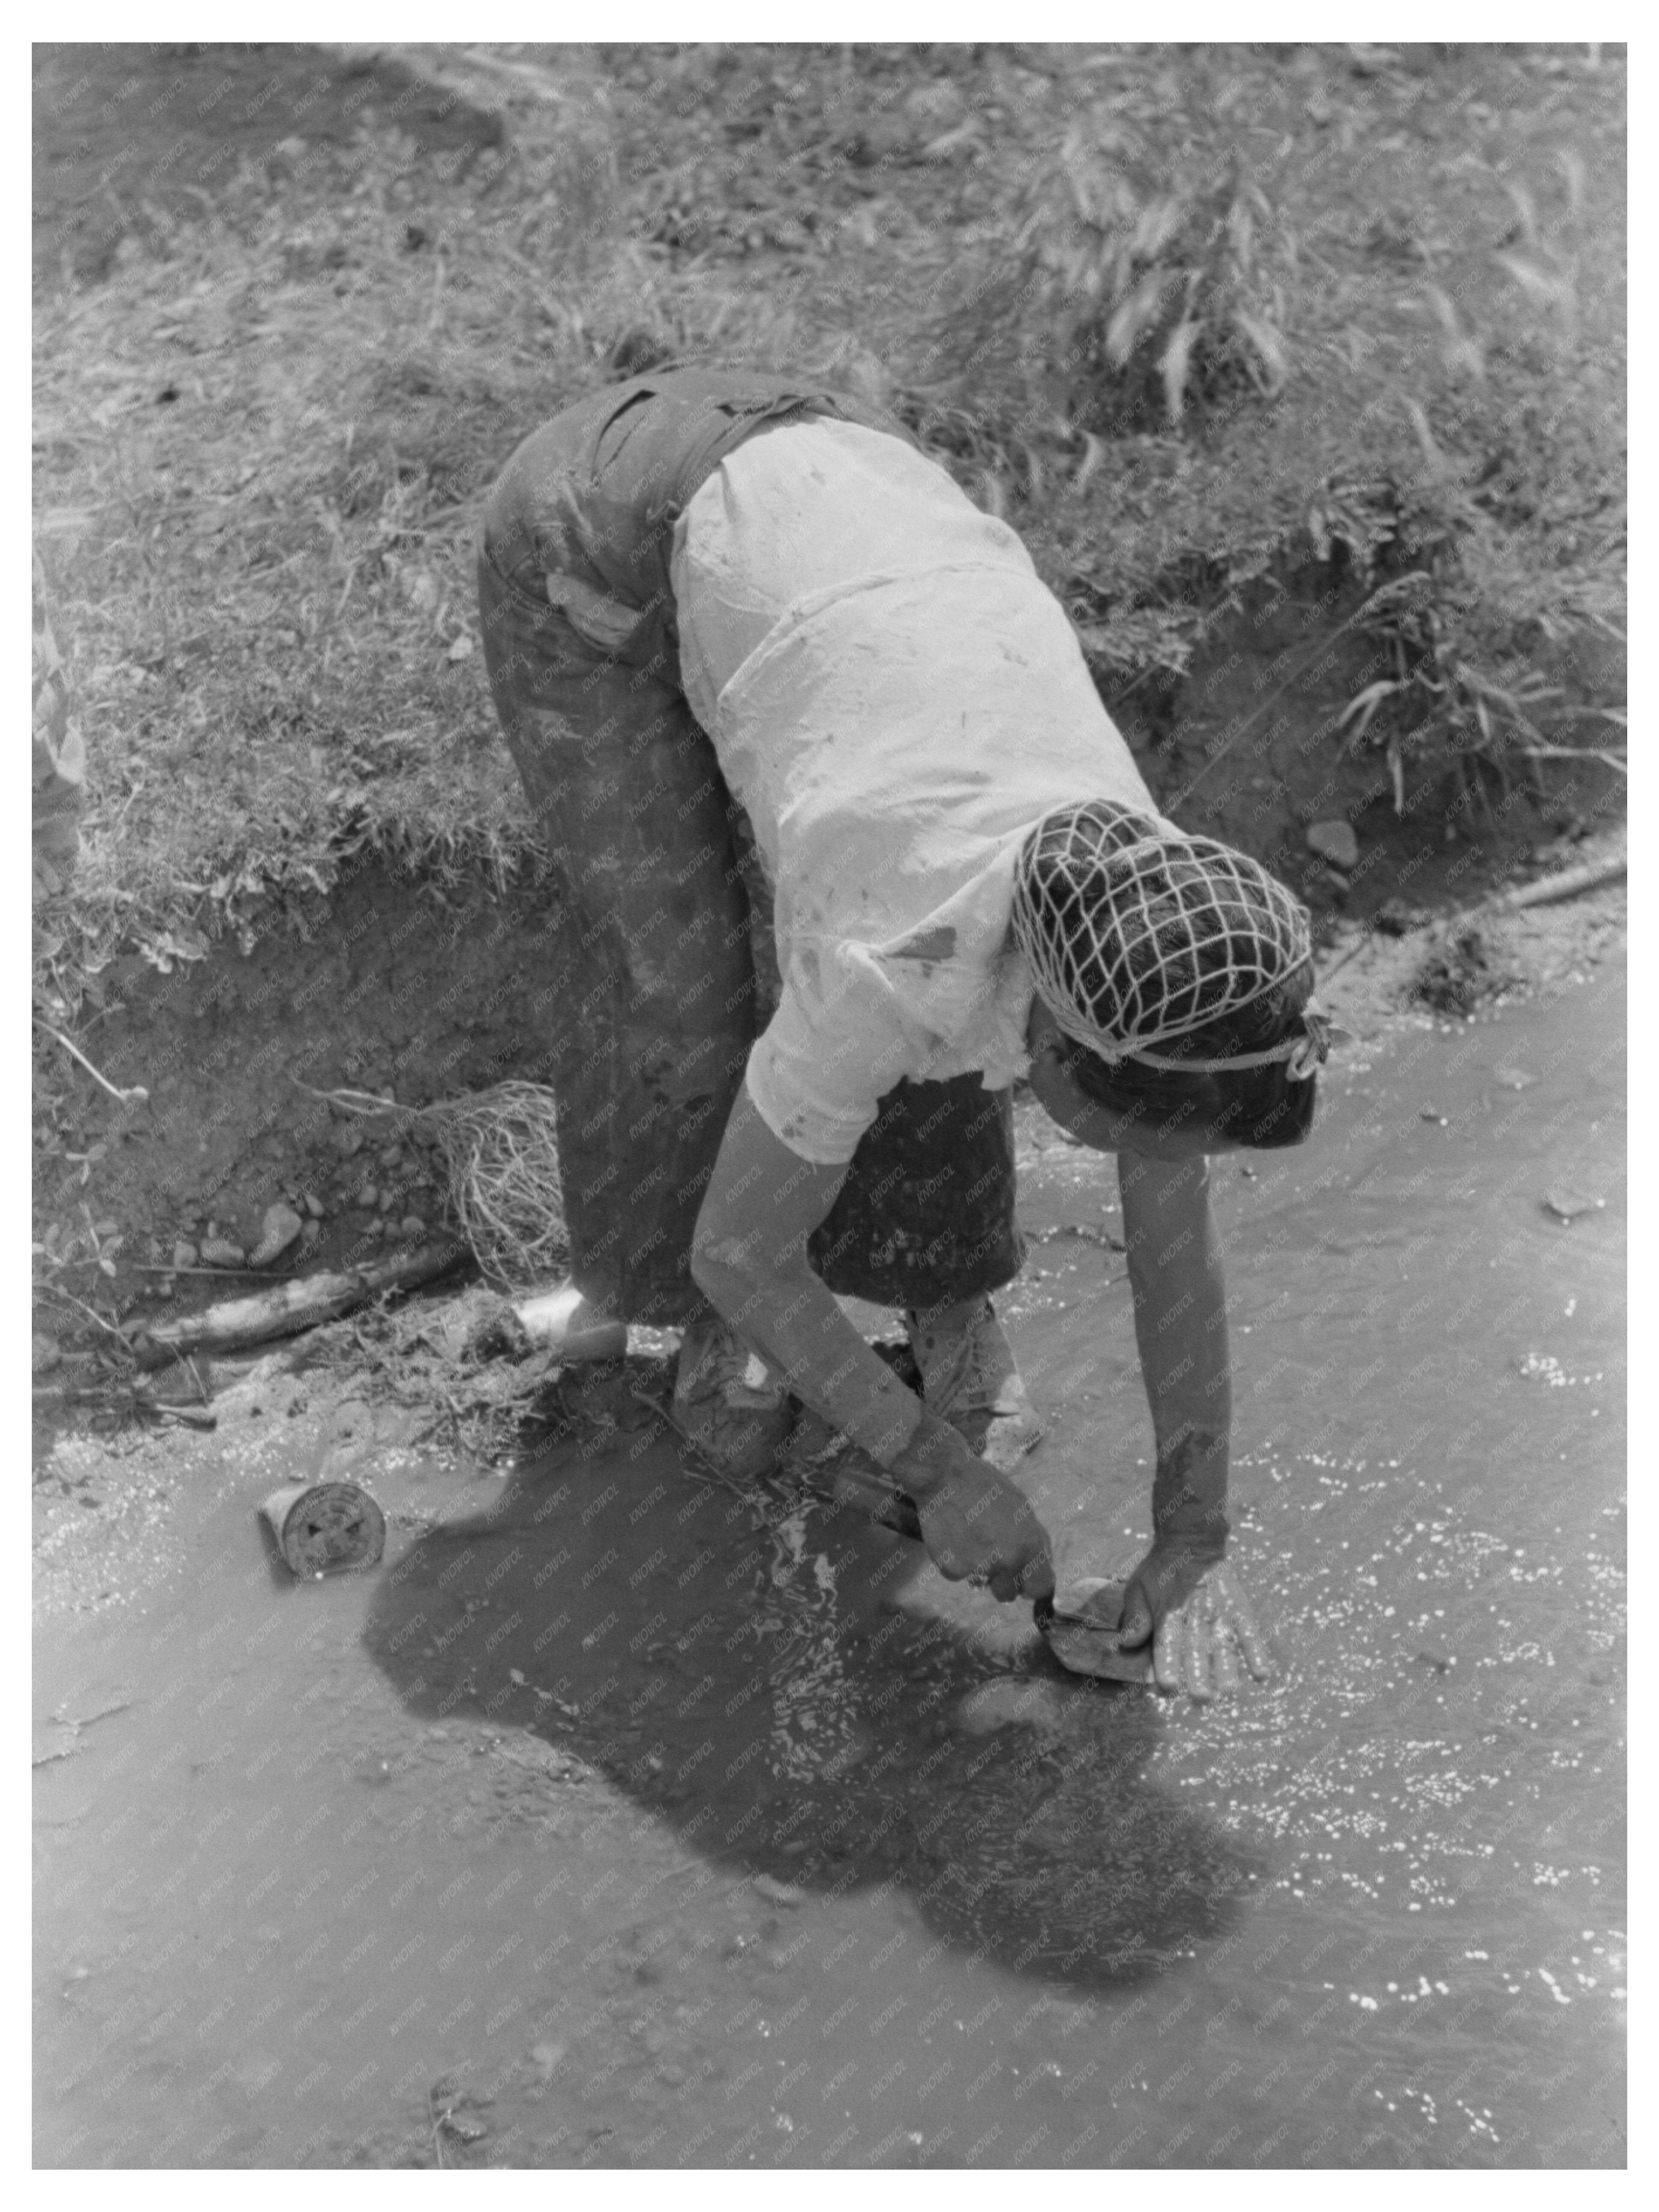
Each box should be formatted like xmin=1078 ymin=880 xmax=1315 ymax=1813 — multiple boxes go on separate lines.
xmin=35 ymin=961 xmax=1625 ymax=2167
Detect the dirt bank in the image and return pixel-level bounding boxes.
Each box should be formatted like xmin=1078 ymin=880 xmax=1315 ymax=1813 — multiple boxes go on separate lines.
xmin=31 ymin=812 xmax=1625 ymax=1399
xmin=31 ymin=39 xmax=1625 ymax=1373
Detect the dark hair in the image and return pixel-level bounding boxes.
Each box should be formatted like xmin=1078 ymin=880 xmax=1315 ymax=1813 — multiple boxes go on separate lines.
xmin=1060 ymin=959 xmax=1319 ymax=1150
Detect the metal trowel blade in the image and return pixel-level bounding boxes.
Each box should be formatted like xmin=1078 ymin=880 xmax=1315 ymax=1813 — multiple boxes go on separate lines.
xmin=1036 ymin=1581 xmax=1155 ymax=1683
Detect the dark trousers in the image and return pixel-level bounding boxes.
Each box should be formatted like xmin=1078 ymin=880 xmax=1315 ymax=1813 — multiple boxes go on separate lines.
xmin=476 ymin=376 xmax=1022 ymax=1324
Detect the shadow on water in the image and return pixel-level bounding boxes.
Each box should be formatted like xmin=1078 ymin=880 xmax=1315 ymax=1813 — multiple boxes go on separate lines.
xmin=361 ymin=1373 xmax=1262 ymax=1994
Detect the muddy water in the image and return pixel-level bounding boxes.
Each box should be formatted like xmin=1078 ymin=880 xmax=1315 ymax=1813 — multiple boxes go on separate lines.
xmin=35 ymin=961 xmax=1624 ymax=2168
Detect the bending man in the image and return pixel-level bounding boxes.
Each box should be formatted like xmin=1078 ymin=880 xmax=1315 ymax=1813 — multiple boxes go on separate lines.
xmin=478 ymin=369 xmax=1329 ymax=1697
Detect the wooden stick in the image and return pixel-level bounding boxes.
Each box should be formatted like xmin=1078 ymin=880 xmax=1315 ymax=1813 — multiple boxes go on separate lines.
xmin=1487 ymin=851 xmax=1627 ymax=914
xmin=125 ymin=1238 xmax=470 ymax=1368
xmin=134 ymin=1263 xmax=312 ymax=1280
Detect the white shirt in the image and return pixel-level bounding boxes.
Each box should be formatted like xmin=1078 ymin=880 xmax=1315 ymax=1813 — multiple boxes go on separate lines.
xmin=671 ymin=419 xmax=1162 ymax=1165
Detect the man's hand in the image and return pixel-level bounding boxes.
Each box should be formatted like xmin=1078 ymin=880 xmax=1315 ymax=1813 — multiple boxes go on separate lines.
xmin=1118 ymin=1542 xmax=1274 ymax=1700
xmin=889 ymin=1408 xmax=1055 ymax=1605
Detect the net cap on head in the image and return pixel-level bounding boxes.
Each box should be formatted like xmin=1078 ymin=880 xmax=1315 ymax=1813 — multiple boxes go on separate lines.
xmin=1010 ymin=801 xmax=1332 ymax=1079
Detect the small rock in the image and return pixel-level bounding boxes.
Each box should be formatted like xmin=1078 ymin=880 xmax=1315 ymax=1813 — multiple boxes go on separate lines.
xmin=380 ymin=1147 xmax=405 ymax=1171
xmin=172 ymin=1238 xmax=198 ymax=1269
xmin=1543 ymin=1189 xmax=1604 ymax=1223
xmin=355 ymin=1184 xmax=379 ymax=1210
xmin=200 ymin=1235 xmax=245 ymax=1267
xmin=302 ymin=1191 xmax=325 ymax=1218
xmin=378 ymin=1190 xmax=397 ymax=1213
xmin=300 ymin=1219 xmax=322 ymax=1245
xmin=1306 ymin=819 xmax=1360 ymax=870
xmin=401 ymin=1214 xmax=426 ymax=1238
xmin=250 ymin=1201 xmax=304 ymax=1267
xmin=32 ymin=1334 xmax=61 ymax=1376
xmin=752 ymin=1874 xmax=804 ymax=1908
xmin=337 ymin=1125 xmax=364 ymax=1157
xmin=445 ymin=633 xmax=474 ymax=662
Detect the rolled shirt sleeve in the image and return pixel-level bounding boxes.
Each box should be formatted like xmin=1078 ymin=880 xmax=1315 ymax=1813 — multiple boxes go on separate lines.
xmin=743 ymin=951 xmax=910 ymax=1167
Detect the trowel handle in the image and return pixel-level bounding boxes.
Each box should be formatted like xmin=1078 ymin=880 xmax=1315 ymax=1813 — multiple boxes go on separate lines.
xmin=869 ymin=1487 xmax=924 ymax=1543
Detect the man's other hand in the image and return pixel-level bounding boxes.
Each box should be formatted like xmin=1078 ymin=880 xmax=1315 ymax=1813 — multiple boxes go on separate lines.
xmin=1118 ymin=1545 xmax=1274 ymax=1700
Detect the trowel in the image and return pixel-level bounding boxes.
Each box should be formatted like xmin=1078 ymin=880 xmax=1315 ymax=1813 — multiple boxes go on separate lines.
xmin=762 ymin=1429 xmax=1153 ymax=1685
xmin=636 ymin=1354 xmax=1153 ymax=1685
xmin=826 ymin=1461 xmax=1152 ymax=1682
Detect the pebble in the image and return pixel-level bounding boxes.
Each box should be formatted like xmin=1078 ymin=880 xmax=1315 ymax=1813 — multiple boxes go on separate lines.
xmin=752 ymin=1874 xmax=804 ymax=1908
xmin=250 ymin=1201 xmax=304 ymax=1267
xmin=1306 ymin=819 xmax=1360 ymax=869
xmin=172 ymin=1239 xmax=198 ymax=1269
xmin=200 ymin=1235 xmax=245 ymax=1267
xmin=302 ymin=1191 xmax=325 ymax=1218
xmin=401 ymin=1215 xmax=426 ymax=1238
xmin=355 ymin=1184 xmax=379 ymax=1210
xmin=32 ymin=1334 xmax=61 ymax=1376
xmin=378 ymin=1190 xmax=397 ymax=1213
xmin=1543 ymin=1189 xmax=1604 ymax=1223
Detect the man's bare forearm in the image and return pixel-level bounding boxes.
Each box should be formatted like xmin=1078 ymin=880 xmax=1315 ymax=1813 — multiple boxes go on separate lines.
xmin=693 ymin=1245 xmax=925 ymax=1465
xmin=690 ymin=1084 xmax=929 ymax=1466
xmin=1119 ymin=1151 xmax=1232 ymax=1555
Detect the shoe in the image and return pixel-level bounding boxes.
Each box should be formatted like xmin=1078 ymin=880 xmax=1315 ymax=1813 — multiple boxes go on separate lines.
xmin=904 ymin=1298 xmax=1044 ymax=1471
xmin=670 ymin=1308 xmax=794 ymax=1484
